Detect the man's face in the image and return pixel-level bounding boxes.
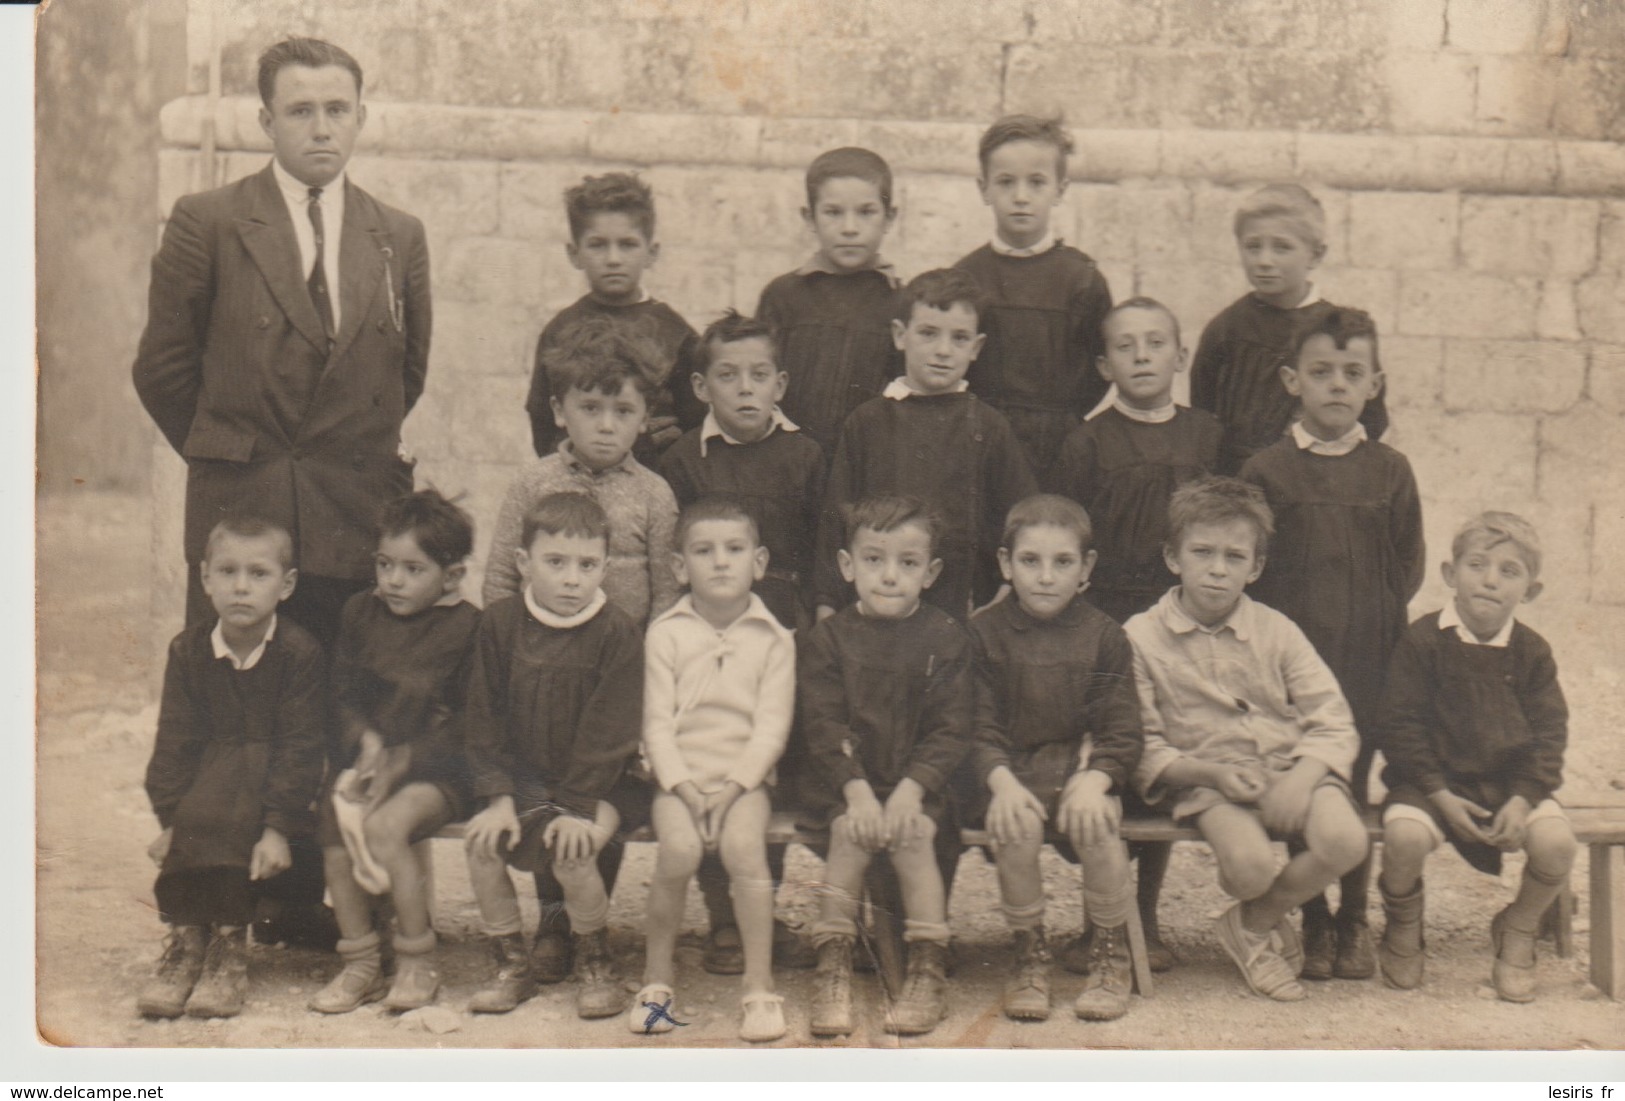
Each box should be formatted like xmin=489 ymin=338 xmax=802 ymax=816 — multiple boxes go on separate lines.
xmin=259 ymin=63 xmax=366 ymax=188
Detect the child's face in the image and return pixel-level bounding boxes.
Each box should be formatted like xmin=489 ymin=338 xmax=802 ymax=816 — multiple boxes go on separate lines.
xmin=1164 ymin=518 xmax=1264 ymax=627
xmin=674 ymin=518 xmax=767 ymax=610
xmin=998 ymin=523 xmax=1096 ymax=621
xmin=893 ymin=301 xmax=985 ymax=395
xmin=838 ymin=522 xmax=942 ymax=619
xmin=552 ymin=379 xmax=648 ymax=471
xmin=1097 ymin=305 xmax=1186 ymax=411
xmin=801 ymin=176 xmax=894 ymax=273
xmin=1442 ymin=536 xmax=1542 ymax=641
xmin=375 ymin=530 xmax=462 ymax=617
xmin=517 ymin=530 xmax=608 ymax=619
xmin=1237 ymin=214 xmax=1322 ymax=308
xmin=567 ymin=211 xmax=658 ymax=306
xmin=693 ymin=336 xmax=787 ymax=444
xmin=200 ymin=532 xmax=296 ymax=634
xmin=979 ymin=139 xmax=1067 ymax=250
xmin=1283 ymin=334 xmax=1381 ymax=441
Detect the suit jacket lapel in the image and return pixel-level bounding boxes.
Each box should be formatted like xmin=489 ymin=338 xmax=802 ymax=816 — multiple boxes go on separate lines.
xmin=329 ymin=179 xmax=387 ymax=365
xmin=236 ymin=165 xmax=330 ymax=354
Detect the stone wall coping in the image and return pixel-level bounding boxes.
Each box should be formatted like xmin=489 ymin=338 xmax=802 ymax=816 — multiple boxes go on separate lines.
xmin=161 ymin=95 xmax=1625 ymax=198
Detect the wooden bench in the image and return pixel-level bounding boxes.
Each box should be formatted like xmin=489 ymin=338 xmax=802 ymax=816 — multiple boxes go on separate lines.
xmin=430 ymin=803 xmax=1625 ymax=998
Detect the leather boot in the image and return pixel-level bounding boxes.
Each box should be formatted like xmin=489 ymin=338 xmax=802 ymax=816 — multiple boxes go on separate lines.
xmin=185 ymin=927 xmax=249 ymax=1019
xmin=309 ymin=931 xmax=387 ymax=1014
xmin=1074 ymin=921 xmax=1132 ymax=1021
xmin=1002 ymin=928 xmax=1052 ymax=1022
xmin=1378 ymin=880 xmax=1426 ymax=990
xmin=1490 ymin=905 xmax=1538 ymax=1003
xmin=532 ymin=906 xmax=573 ymax=984
xmin=469 ymin=933 xmax=536 ymax=1014
xmin=810 ymin=934 xmax=855 ymax=1037
xmin=1300 ymin=903 xmax=1335 ymax=981
xmin=137 ymin=925 xmax=207 ymax=1019
xmin=572 ymin=928 xmax=625 ymax=1019
xmin=383 ymin=931 xmax=440 ymax=1011
xmin=885 ymin=940 xmax=948 ymax=1035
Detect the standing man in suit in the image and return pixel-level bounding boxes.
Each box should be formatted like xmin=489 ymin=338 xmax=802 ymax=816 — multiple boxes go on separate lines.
xmin=133 ymin=37 xmax=432 ymax=948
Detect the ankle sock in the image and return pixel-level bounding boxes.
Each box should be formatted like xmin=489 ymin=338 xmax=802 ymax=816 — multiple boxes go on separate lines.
xmin=902 ymin=919 xmax=950 ymax=944
xmin=1001 ymin=897 xmax=1045 ymax=932
xmin=1083 ymin=882 xmax=1133 ymax=929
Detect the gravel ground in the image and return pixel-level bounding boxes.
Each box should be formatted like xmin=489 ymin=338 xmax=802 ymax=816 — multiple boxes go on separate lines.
xmin=34 ymin=490 xmax=1625 ymax=1052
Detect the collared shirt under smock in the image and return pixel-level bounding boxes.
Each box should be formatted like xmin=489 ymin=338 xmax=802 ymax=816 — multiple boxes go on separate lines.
xmin=482 ymin=441 xmax=679 ymax=628
xmin=210 ymin=614 xmax=278 ymax=671
xmin=270 ymin=158 xmax=346 ymax=332
xmin=642 ymin=593 xmax=795 ymax=795
xmin=697 ymin=408 xmax=799 ymax=458
xmin=1124 ymin=589 xmax=1358 ymax=819
xmin=1290 ymin=419 xmax=1368 ymax=456
xmin=989 ymin=232 xmax=1057 ymax=258
xmin=1437 ymin=599 xmax=1515 ymax=647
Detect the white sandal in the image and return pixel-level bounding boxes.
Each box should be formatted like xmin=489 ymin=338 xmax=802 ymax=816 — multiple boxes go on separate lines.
xmin=628 ymin=983 xmax=679 ymax=1035
xmin=740 ymin=991 xmax=786 ymax=1042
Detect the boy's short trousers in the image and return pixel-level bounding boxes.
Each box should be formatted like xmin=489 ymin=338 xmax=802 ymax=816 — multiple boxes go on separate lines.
xmin=504 ymin=773 xmax=651 ymax=875
xmin=1383 ymin=787 xmax=1567 ymax=874
xmin=1156 ymin=771 xmax=1356 ymax=832
xmin=961 ymin=745 xmax=1127 ymax=862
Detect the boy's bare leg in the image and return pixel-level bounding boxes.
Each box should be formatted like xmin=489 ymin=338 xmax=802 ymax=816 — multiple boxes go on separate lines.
xmin=643 ymin=792 xmax=704 ymax=991
xmin=718 ymin=788 xmax=776 ymax=999
xmin=1501 ymin=816 xmax=1579 ymax=948
xmin=817 ymin=825 xmax=871 ymax=932
xmin=993 ymin=831 xmax=1045 ymax=921
xmin=1377 ymin=818 xmax=1435 ymax=897
xmin=1375 ymin=815 xmax=1436 ymax=989
xmin=310 ymin=846 xmax=389 ymax=1013
xmin=891 ymin=823 xmax=948 ymax=930
xmin=554 ymin=806 xmax=624 ymax=1019
xmin=322 ymin=845 xmax=377 ymax=941
xmin=993 ymin=826 xmax=1050 ymax=1020
xmin=363 ymin=783 xmax=452 ymax=940
xmin=466 ymin=844 xmax=522 ymax=935
xmin=1074 ymin=835 xmax=1135 ymax=1019
xmin=887 ymin=826 xmax=951 ymax=1034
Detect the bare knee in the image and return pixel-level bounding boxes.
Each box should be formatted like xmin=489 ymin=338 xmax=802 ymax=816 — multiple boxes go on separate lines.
xmin=1217 ymin=848 xmax=1278 ymax=900
xmin=653 ymin=835 xmax=703 ymax=883
xmin=362 ymin=814 xmax=409 ymax=857
xmin=1525 ymin=818 xmax=1577 ymax=878
xmin=1314 ymin=818 xmax=1370 ymax=877
xmin=552 ymin=853 xmax=603 ymax=888
xmin=719 ymin=833 xmax=768 ymax=885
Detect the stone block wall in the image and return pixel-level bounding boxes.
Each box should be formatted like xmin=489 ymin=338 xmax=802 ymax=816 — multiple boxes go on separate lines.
xmin=145 ymin=0 xmax=1625 ymax=648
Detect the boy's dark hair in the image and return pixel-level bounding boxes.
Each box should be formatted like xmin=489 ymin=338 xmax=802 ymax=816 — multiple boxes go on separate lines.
xmin=257 ymin=37 xmax=363 ymax=107
xmin=1233 ymin=183 xmax=1327 ymax=251
xmin=542 ymin=315 xmax=664 ymax=399
xmin=977 ymin=114 xmax=1073 ymax=177
xmin=1289 ymin=306 xmax=1382 ymax=374
xmin=1167 ymin=476 xmax=1275 ymax=559
xmin=1001 ymin=494 xmax=1093 ymax=555
xmin=676 ymin=495 xmax=761 ymax=549
xmin=696 ymin=310 xmax=780 ymax=376
xmin=842 ymin=495 xmax=940 ymax=558
xmin=1452 ymin=511 xmax=1543 ymax=581
xmin=203 ymin=514 xmax=295 ymax=570
xmin=805 ymin=147 xmax=894 ymax=211
xmin=376 ymin=489 xmax=473 ymax=568
xmin=565 ymin=172 xmax=656 ymax=242
xmin=1102 ymin=295 xmax=1183 ymax=347
xmin=520 ymin=492 xmax=610 ymax=553
xmin=896 ymin=268 xmax=989 ymax=331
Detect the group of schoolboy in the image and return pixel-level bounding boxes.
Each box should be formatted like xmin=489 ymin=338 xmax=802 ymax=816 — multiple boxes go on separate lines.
xmin=140 ymin=114 xmax=1577 ymax=1042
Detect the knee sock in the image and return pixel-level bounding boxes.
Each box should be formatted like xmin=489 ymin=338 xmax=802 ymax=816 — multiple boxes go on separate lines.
xmin=902 ymin=919 xmax=950 ymax=944
xmin=811 ymin=917 xmax=858 ymax=947
xmin=1083 ymin=881 xmax=1133 ymax=929
xmin=394 ymin=929 xmax=435 ymax=956
xmin=335 ymin=932 xmax=382 ymax=978
xmin=1338 ymin=857 xmax=1373 ymax=923
xmin=1001 ymin=897 xmax=1046 ymax=933
xmin=563 ymin=887 xmax=610 ymax=936
xmin=1506 ymin=861 xmax=1567 ymax=932
xmin=480 ymin=896 xmax=522 ymax=939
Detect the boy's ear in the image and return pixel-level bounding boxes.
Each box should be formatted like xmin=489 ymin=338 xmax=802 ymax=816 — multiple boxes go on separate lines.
xmin=1440 ymin=560 xmax=1457 ymax=590
xmin=670 ymin=551 xmax=690 ymax=588
xmin=551 ymin=395 xmax=567 ymax=429
xmin=1279 ymin=364 xmax=1302 ymax=397
xmin=278 ymin=567 xmax=299 ymax=603
xmin=647 ymin=240 xmax=661 ymax=266
xmin=1079 ymin=548 xmax=1099 ymax=588
xmin=1369 ymin=369 xmax=1386 ymax=399
xmin=565 ymin=240 xmax=583 ymax=270
xmin=690 ymin=371 xmax=710 ymax=403
xmin=514 ymin=546 xmax=531 ymax=579
xmin=977 ymin=176 xmax=990 ymax=203
xmin=799 ymin=205 xmax=816 ymax=232
xmin=752 ymin=544 xmax=770 ymax=581
xmin=258 ymin=106 xmax=274 ymax=143
xmin=996 ymin=545 xmax=1013 ymax=583
xmin=837 ymin=548 xmax=856 ymax=585
xmin=922 ymin=557 xmax=945 ymax=591
xmin=1174 ymin=342 xmax=1190 ymax=373
xmin=968 ymin=331 xmax=987 ymax=362
xmin=1162 ymin=542 xmax=1182 ymax=577
xmin=1245 ymin=554 xmax=1265 ymax=585
xmin=442 ymin=561 xmax=467 ymax=594
xmin=1095 ymin=354 xmax=1113 ymax=384
xmin=771 ymin=370 xmax=789 ymax=403
xmin=891 ymin=317 xmax=908 ymax=351
xmin=1311 ymin=240 xmax=1328 ymax=265
xmin=1523 ymin=578 xmax=1544 ymax=603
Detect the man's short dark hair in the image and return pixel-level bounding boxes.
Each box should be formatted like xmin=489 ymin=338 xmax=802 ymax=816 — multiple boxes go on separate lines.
xmin=376 ymin=489 xmax=474 ymax=569
xmin=676 ymin=495 xmax=760 ymax=549
xmin=565 ymin=173 xmax=657 ymax=242
xmin=896 ymin=268 xmax=989 ymax=331
xmin=843 ymin=495 xmax=940 ymax=558
xmin=977 ymin=114 xmax=1073 ymax=177
xmin=805 ymin=147 xmax=894 ymax=211
xmin=520 ymin=492 xmax=610 ymax=553
xmin=541 ymin=315 xmax=665 ymax=399
xmin=203 ymin=514 xmax=295 ymax=570
xmin=257 ymin=37 xmax=364 ymax=107
xmin=696 ymin=310 xmax=779 ymax=376
xmin=1289 ymin=306 xmax=1382 ymax=375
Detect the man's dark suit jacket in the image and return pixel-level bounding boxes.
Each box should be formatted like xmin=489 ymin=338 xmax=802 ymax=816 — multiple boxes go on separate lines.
xmin=134 ymin=163 xmax=431 ymax=583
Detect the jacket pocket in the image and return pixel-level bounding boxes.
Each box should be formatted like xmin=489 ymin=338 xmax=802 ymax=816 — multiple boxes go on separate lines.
xmin=182 ymin=424 xmax=257 ymax=462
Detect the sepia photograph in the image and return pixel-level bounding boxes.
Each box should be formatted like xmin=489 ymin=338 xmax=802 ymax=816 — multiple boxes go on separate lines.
xmin=30 ymin=0 xmax=1625 ymax=1061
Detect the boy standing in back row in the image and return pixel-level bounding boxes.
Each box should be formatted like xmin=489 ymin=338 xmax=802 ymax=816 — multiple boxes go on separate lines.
xmin=956 ymin=115 xmax=1114 ymax=479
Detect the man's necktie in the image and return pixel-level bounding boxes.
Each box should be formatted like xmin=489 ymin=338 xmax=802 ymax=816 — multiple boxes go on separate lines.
xmin=307 ymin=186 xmax=335 ymax=342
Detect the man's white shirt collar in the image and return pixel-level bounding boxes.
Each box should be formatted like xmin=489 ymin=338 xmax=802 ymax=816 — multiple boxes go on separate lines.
xmin=1438 ymin=600 xmax=1515 ymax=647
xmin=270 ymin=158 xmax=347 ymax=331
xmin=883 ymin=377 xmax=968 ymax=400
xmin=990 ymin=232 xmax=1057 ymax=258
xmin=211 ymin=614 xmax=278 ymax=671
xmin=1291 ymin=420 xmax=1367 ymax=456
xmin=698 ymin=408 xmax=799 ymax=458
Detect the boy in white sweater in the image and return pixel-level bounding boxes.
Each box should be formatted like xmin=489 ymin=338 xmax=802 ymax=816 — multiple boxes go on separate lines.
xmin=635 ymin=497 xmax=796 ymax=1043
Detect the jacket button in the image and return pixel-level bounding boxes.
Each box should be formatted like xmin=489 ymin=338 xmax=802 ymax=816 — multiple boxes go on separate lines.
xmin=376 ymin=319 xmax=386 ymax=332
xmin=256 ymin=315 xmax=270 ymax=329
xmin=372 ymin=394 xmax=383 ymax=407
